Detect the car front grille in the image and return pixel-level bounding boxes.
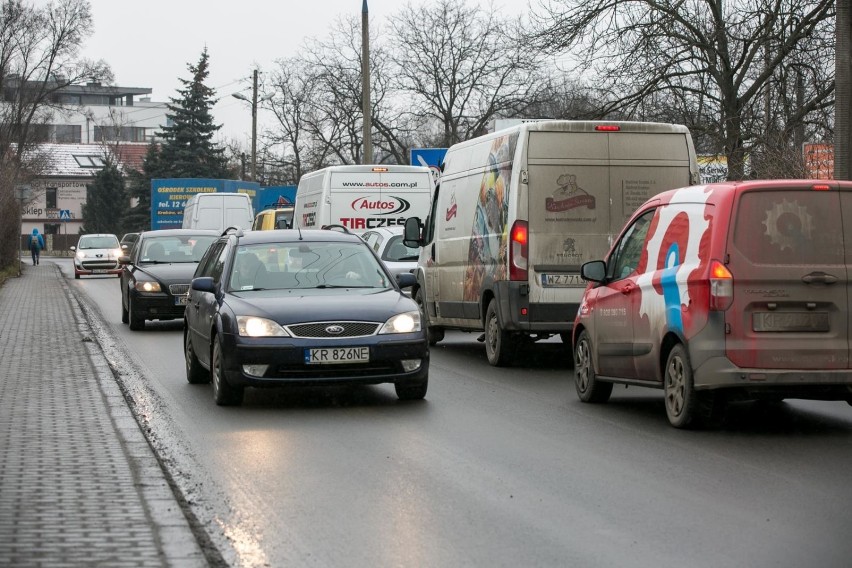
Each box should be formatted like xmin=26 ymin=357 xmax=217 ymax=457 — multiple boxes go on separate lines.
xmin=81 ymin=259 xmax=117 ymax=269
xmin=273 ymin=362 xmax=397 ymax=378
xmin=286 ymin=322 xmax=380 ymax=338
xmin=169 ymin=284 xmax=190 ymax=295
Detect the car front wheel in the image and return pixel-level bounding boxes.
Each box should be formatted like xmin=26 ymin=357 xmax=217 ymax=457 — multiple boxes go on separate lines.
xmin=128 ymin=294 xmax=145 ymax=331
xmin=415 ymin=289 xmax=443 ymax=346
xmin=574 ymin=330 xmax=612 ymax=403
xmin=185 ymin=328 xmax=209 ymax=384
xmin=120 ymin=292 xmax=129 ymax=324
xmin=395 ymin=376 xmax=428 ymax=400
xmin=212 ymin=338 xmax=244 ymax=406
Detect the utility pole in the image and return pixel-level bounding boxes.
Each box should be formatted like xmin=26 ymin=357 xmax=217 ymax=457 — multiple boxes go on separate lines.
xmin=837 ymin=0 xmax=851 ymax=180
xmin=361 ymin=0 xmax=372 ymax=164
xmin=232 ymin=69 xmax=259 ymax=181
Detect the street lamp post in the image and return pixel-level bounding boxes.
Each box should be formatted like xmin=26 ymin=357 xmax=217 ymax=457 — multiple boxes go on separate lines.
xmin=233 ymin=69 xmax=258 ymax=181
xmin=14 ymin=184 xmax=31 ymax=276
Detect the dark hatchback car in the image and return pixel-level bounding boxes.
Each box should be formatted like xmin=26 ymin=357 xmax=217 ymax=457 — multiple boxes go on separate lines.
xmin=183 ymin=227 xmax=429 ymax=406
xmin=119 ymin=229 xmax=219 ymax=331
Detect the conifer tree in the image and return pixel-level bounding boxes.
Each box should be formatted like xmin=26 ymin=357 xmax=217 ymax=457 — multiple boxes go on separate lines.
xmin=158 ymin=48 xmax=231 ymax=179
xmin=80 ymin=158 xmax=126 ymax=235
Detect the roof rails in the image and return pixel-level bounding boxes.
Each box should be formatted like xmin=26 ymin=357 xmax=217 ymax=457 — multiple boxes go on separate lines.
xmin=221 ymin=226 xmax=244 ymax=238
xmin=321 ymin=224 xmax=352 ymax=234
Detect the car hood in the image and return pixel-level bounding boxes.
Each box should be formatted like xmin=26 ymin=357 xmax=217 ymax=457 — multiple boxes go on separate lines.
xmin=226 ymin=288 xmax=418 ymax=324
xmin=133 ymin=263 xmax=200 ymax=285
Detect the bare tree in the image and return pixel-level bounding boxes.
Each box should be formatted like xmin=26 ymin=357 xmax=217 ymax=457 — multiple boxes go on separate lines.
xmin=0 ymin=0 xmax=111 ymax=269
xmin=389 ymin=0 xmax=546 ymax=145
xmin=530 ymin=0 xmax=835 ymax=180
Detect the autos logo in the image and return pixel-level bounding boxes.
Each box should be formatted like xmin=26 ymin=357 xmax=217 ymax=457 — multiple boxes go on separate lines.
xmin=350 ymin=196 xmax=411 ymax=216
xmin=325 ymin=325 xmax=345 ymax=335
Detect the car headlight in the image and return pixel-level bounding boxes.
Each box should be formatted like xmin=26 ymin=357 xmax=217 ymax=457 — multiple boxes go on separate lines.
xmin=379 ymin=311 xmax=421 ymax=334
xmin=134 ymin=281 xmax=161 ymax=293
xmin=236 ymin=316 xmax=290 ymax=337
xmin=76 ymin=251 xmax=85 ymax=259
xmin=111 ymin=248 xmax=122 ymax=258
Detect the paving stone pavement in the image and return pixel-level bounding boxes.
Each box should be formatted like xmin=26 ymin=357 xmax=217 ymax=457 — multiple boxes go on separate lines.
xmin=0 ymin=262 xmax=208 ymax=567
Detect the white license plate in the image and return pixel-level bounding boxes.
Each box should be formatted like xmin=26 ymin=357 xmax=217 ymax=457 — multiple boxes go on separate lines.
xmin=174 ymin=295 xmax=189 ymax=306
xmin=305 ymin=346 xmax=369 ymax=365
xmin=541 ymin=273 xmax=585 ymax=287
xmin=92 ymin=269 xmax=108 ymax=274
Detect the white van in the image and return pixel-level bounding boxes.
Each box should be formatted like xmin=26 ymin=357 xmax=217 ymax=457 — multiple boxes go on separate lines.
xmin=182 ymin=192 xmax=254 ymax=232
xmin=293 ymin=165 xmax=433 ymax=233
xmin=403 ymin=120 xmax=700 ymax=366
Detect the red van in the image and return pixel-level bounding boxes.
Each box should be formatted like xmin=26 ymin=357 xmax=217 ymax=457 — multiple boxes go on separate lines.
xmin=573 ymin=180 xmax=852 ymax=428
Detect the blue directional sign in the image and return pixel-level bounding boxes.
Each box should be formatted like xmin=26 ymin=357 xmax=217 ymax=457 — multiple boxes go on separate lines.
xmin=59 ymin=209 xmax=71 ymax=221
xmin=410 ymin=148 xmax=447 ymax=185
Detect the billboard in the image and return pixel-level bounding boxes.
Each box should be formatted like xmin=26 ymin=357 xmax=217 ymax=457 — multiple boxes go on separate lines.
xmin=151 ymin=178 xmax=260 ymax=230
xmin=697 ymin=155 xmax=728 ymax=184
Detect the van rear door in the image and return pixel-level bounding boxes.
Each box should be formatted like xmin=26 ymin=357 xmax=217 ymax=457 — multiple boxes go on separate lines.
xmin=725 ymin=186 xmax=848 ymax=369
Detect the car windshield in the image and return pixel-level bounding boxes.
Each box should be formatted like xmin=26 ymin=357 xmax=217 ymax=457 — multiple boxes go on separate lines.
xmin=382 ymin=235 xmax=419 ymax=262
xmin=140 ymin=235 xmax=218 ymax=264
xmin=229 ymin=242 xmax=391 ymax=291
xmin=78 ymin=236 xmax=119 ymax=249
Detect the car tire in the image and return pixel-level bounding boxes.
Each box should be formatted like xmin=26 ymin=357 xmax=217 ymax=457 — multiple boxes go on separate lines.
xmin=185 ymin=328 xmax=209 ymax=384
xmin=664 ymin=344 xmax=701 ymax=428
xmin=128 ymin=294 xmax=145 ymax=331
xmin=74 ymin=270 xmax=80 ymax=280
xmin=484 ymin=299 xmax=514 ymax=367
xmin=212 ymin=337 xmax=244 ymax=406
xmin=574 ymin=329 xmax=613 ymax=403
xmin=121 ymin=293 xmax=129 ymax=324
xmin=415 ymin=288 xmax=443 ymax=346
xmin=395 ymin=376 xmax=428 ymax=400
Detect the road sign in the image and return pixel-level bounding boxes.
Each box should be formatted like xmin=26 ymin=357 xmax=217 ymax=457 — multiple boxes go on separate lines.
xmin=410 ymin=148 xmax=447 ymax=184
xmin=59 ymin=209 xmax=71 ymax=221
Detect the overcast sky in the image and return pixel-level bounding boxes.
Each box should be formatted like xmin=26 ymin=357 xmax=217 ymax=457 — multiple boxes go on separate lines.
xmin=81 ymin=0 xmax=530 ymax=146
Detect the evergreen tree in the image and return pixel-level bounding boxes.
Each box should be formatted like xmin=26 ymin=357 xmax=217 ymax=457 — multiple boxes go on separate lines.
xmin=158 ymin=48 xmax=231 ymax=179
xmin=80 ymin=159 xmax=126 ymax=235
xmin=123 ymin=141 xmax=163 ymax=231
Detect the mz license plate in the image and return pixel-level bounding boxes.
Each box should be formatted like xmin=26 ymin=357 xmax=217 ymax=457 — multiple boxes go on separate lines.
xmin=541 ymin=273 xmax=585 ymax=287
xmin=305 ymin=346 xmax=370 ymax=365
xmin=174 ymin=295 xmax=189 ymax=306
xmin=753 ymin=312 xmax=829 ymax=332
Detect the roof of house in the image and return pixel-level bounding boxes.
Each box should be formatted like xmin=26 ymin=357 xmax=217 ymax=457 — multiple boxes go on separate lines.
xmin=26 ymin=143 xmax=151 ymax=177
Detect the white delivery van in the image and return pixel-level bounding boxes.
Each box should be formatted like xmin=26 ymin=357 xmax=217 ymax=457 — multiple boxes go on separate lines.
xmin=293 ymin=165 xmax=433 ymax=233
xmin=403 ymin=120 xmax=700 ymax=366
xmin=182 ymin=192 xmax=254 ymax=232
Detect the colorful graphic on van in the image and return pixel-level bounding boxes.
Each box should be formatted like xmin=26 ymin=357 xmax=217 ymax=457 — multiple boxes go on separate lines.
xmin=463 ymin=133 xmax=518 ymax=301
xmin=546 ymin=174 xmax=596 ymax=212
xmin=446 ymin=193 xmax=458 ymax=221
xmin=636 ymin=186 xmax=714 ymax=337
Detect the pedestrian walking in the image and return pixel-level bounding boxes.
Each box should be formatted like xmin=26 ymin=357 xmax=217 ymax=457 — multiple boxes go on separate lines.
xmin=29 ymin=228 xmax=44 ymax=265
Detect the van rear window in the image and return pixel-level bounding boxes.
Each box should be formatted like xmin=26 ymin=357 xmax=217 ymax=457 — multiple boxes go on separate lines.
xmin=733 ymin=191 xmax=843 ymax=265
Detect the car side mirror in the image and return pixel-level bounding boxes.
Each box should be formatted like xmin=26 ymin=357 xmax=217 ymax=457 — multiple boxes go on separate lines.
xmin=581 ymin=260 xmax=607 ymax=283
xmin=403 ymin=217 xmax=422 ymax=248
xmin=69 ymin=246 xmax=76 ymax=252
xmin=396 ymin=272 xmax=417 ymax=289
xmin=191 ymin=276 xmax=216 ymax=293
xmin=118 ymin=255 xmax=131 ymax=265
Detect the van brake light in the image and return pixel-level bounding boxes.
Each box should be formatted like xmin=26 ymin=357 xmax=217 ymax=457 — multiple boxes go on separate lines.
xmin=812 ymin=184 xmax=830 ymax=191
xmin=509 ymin=220 xmax=528 ymax=281
xmin=595 ymin=125 xmax=620 ymax=132
xmin=709 ymin=260 xmax=733 ymax=311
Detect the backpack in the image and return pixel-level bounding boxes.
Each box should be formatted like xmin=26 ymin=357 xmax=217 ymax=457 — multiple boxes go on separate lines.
xmin=31 ymin=236 xmax=40 ymax=251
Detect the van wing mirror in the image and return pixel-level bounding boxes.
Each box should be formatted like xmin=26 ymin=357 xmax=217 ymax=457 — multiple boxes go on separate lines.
xmin=396 ymin=272 xmax=417 ymax=288
xmin=580 ymin=260 xmax=607 ymax=283
xmin=403 ymin=217 xmax=423 ymax=248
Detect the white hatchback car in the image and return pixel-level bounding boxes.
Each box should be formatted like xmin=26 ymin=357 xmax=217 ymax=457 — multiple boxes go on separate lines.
xmin=71 ymin=233 xmax=122 ymax=279
xmin=361 ymin=227 xmax=419 ymax=280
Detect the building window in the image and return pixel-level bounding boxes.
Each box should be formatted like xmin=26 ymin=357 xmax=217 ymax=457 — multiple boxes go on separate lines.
xmin=44 ymin=223 xmax=61 ymax=235
xmin=93 ymin=125 xmax=147 ymax=142
xmin=46 ymin=187 xmax=57 ymax=209
xmin=73 ymin=155 xmax=106 ymax=168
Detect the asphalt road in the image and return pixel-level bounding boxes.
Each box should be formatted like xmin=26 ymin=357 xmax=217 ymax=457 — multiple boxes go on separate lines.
xmin=55 ymin=258 xmax=852 ymax=568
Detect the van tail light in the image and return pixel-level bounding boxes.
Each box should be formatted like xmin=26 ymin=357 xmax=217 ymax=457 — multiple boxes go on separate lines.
xmin=709 ymin=260 xmax=734 ymax=311
xmin=509 ymin=220 xmax=528 ymax=281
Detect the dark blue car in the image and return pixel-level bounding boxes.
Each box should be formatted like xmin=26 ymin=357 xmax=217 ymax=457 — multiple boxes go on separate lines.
xmin=184 ymin=227 xmax=429 ymax=406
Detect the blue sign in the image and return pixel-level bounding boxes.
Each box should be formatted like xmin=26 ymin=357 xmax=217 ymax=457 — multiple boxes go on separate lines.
xmin=410 ymin=148 xmax=447 ymax=183
xmin=255 ymin=186 xmax=297 ymax=212
xmin=59 ymin=209 xmax=71 ymax=221
xmin=150 ymin=179 xmax=260 ymax=230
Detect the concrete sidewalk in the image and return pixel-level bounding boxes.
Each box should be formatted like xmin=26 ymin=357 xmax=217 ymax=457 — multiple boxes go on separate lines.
xmin=0 ymin=262 xmax=208 ymax=567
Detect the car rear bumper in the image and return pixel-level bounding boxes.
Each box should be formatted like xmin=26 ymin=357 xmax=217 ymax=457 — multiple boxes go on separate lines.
xmin=693 ymin=356 xmax=852 ymax=400
xmin=219 ymin=332 xmax=430 ymax=387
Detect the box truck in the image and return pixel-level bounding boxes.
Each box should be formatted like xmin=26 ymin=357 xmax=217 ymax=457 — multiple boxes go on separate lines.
xmin=293 ymin=165 xmax=433 ymax=233
xmin=403 ymin=120 xmax=700 ymax=366
xmin=182 ymin=192 xmax=254 ymax=232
